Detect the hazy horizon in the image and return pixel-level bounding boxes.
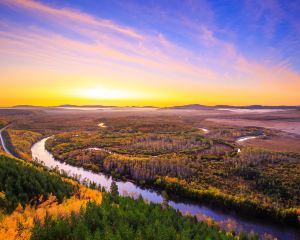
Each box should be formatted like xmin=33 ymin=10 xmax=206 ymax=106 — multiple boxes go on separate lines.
xmin=1 ymin=103 xmax=300 ymax=108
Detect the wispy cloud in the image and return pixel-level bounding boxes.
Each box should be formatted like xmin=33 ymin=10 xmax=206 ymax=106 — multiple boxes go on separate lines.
xmin=1 ymin=0 xmax=143 ymax=39
xmin=0 ymin=0 xmax=299 ymax=105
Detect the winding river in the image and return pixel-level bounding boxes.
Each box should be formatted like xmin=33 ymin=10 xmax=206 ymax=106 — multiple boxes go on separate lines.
xmin=30 ymin=137 xmax=300 ymax=240
xmin=237 ymin=135 xmax=263 ymax=143
xmin=0 ymin=126 xmax=13 ymax=155
xmin=236 ymin=134 xmax=265 ymax=153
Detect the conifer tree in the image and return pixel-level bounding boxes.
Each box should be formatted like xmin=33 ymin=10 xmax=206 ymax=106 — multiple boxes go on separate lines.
xmin=161 ymin=190 xmax=169 ymax=209
xmin=110 ymin=181 xmax=119 ymax=198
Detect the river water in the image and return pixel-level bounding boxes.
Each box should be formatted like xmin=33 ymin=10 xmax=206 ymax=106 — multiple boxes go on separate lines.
xmin=0 ymin=126 xmax=13 ymax=155
xmin=31 ymin=137 xmax=300 ymax=240
xmin=237 ymin=135 xmax=263 ymax=143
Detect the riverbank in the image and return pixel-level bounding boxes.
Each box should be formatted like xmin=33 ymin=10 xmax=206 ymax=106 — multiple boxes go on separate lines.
xmin=83 ymin=163 xmax=300 ymax=228
xmin=42 ymin=134 xmax=300 ymax=227
xmin=154 ymin=177 xmax=299 ymax=227
xmin=45 ymin=134 xmax=300 ymax=227
xmin=0 ymin=126 xmax=14 ymax=155
xmin=31 ymin=137 xmax=300 ymax=239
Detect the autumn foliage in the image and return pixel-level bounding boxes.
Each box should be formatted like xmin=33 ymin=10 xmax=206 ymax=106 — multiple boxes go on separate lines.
xmin=0 ymin=182 xmax=102 ymax=240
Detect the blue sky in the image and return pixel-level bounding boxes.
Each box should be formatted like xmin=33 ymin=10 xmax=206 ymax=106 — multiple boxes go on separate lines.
xmin=32 ymin=0 xmax=300 ymax=72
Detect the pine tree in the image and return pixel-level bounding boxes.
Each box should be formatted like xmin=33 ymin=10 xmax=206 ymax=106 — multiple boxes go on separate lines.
xmin=161 ymin=190 xmax=169 ymax=209
xmin=110 ymin=181 xmax=119 ymax=198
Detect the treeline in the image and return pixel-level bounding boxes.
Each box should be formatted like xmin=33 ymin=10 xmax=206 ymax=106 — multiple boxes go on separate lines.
xmin=103 ymin=154 xmax=195 ymax=181
xmin=209 ymin=126 xmax=267 ymax=141
xmin=45 ymin=131 xmax=300 ymax=226
xmin=231 ymin=148 xmax=300 ymax=206
xmin=96 ymin=116 xmax=196 ymax=133
xmin=45 ymin=131 xmax=236 ymax=175
xmin=0 ymin=119 xmax=9 ymax=129
xmin=56 ymin=148 xmax=109 ymax=172
xmin=1 ymin=130 xmax=19 ymax=157
xmin=32 ymin=193 xmax=257 ymax=240
xmin=122 ymin=134 xmax=211 ymax=155
xmin=0 ymin=155 xmax=75 ymax=212
xmin=46 ymin=131 xmax=234 ymax=157
xmin=237 ymin=167 xmax=300 ymax=203
xmin=232 ymin=147 xmax=298 ymax=167
xmin=154 ymin=177 xmax=300 ymax=227
xmin=2 ymin=129 xmax=42 ymax=160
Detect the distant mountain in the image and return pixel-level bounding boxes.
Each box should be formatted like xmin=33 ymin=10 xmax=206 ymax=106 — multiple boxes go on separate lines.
xmin=124 ymin=106 xmax=157 ymax=108
xmin=56 ymin=104 xmax=78 ymax=107
xmin=57 ymin=105 xmax=158 ymax=109
xmin=164 ymin=104 xmax=300 ymax=110
xmin=9 ymin=104 xmax=300 ymax=110
xmin=12 ymin=105 xmax=44 ymax=108
xmin=215 ymin=105 xmax=300 ymax=109
xmin=9 ymin=105 xmax=156 ymax=109
xmin=163 ymin=104 xmax=214 ymax=110
xmin=57 ymin=104 xmax=113 ymax=108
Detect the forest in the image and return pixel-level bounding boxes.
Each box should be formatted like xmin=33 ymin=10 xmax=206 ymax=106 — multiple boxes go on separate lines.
xmin=0 ymin=153 xmax=257 ymax=240
xmin=44 ymin=122 xmax=300 ymax=226
xmin=0 ymin=119 xmax=9 ymax=129
xmin=2 ymin=129 xmax=42 ymax=160
xmin=0 ymin=155 xmax=75 ymax=212
xmin=31 ymin=194 xmax=258 ymax=240
xmin=1 ymin=109 xmax=300 ymax=238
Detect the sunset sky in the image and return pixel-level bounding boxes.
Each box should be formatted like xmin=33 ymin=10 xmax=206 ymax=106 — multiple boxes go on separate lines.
xmin=0 ymin=0 xmax=300 ymax=106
